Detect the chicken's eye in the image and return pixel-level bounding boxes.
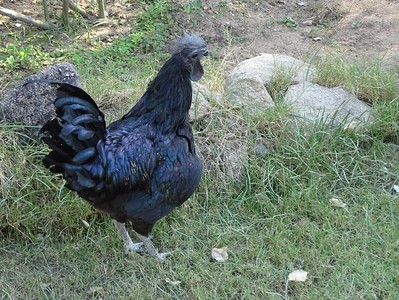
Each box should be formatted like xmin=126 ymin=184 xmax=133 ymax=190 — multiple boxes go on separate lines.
xmin=192 ymin=53 xmax=198 ymax=59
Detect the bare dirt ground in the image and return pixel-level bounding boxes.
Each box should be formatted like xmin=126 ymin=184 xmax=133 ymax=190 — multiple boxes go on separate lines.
xmin=0 ymin=0 xmax=398 ymax=73
xmin=182 ymin=0 xmax=399 ymax=71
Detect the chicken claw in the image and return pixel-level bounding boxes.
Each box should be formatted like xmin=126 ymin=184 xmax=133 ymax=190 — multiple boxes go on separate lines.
xmin=136 ymin=232 xmax=170 ymax=261
xmin=112 ymin=220 xmax=143 ymax=253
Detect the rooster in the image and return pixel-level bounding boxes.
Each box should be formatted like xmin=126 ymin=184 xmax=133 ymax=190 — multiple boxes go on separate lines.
xmin=36 ymin=32 xmax=207 ymax=260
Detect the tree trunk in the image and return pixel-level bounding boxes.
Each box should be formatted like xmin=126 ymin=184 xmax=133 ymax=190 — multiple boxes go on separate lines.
xmin=97 ymin=0 xmax=105 ymax=19
xmin=61 ymin=0 xmax=69 ymax=26
xmin=42 ymin=0 xmax=50 ymax=24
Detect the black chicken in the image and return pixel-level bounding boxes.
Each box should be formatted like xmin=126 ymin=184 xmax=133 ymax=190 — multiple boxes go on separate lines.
xmin=37 ymin=33 xmax=207 ymax=260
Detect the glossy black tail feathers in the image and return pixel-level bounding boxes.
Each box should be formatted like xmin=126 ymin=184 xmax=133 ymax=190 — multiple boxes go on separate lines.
xmin=38 ymin=80 xmax=107 ymax=194
xmin=26 ymin=80 xmax=104 ymax=125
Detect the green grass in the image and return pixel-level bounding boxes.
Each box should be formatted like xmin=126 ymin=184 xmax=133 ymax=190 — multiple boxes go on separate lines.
xmin=1 ymin=1 xmax=399 ymax=299
xmin=1 ymin=121 xmax=399 ymax=299
xmin=267 ymin=66 xmax=296 ymax=103
xmin=315 ymin=53 xmax=399 ymax=104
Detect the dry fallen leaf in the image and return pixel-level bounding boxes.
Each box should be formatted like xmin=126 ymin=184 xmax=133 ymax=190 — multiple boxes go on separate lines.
xmin=87 ymin=286 xmax=105 ymax=294
xmin=343 ymin=120 xmax=359 ymax=131
xmin=330 ymin=197 xmax=347 ymax=208
xmin=82 ymin=220 xmax=90 ymax=228
xmin=211 ymin=247 xmax=228 ymax=262
xmin=288 ymin=269 xmax=308 ymax=282
xmin=165 ymin=278 xmax=182 ymax=286
xmin=40 ymin=283 xmax=51 ymax=289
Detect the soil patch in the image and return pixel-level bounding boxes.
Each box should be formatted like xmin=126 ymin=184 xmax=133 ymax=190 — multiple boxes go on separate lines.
xmin=1 ymin=0 xmax=398 ymax=74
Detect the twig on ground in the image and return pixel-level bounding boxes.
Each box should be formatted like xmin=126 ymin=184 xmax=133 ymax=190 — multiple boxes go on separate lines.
xmin=0 ymin=6 xmax=57 ymax=30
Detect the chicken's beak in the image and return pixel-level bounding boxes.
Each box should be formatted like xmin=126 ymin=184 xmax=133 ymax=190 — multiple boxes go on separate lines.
xmin=201 ymin=49 xmax=209 ymax=57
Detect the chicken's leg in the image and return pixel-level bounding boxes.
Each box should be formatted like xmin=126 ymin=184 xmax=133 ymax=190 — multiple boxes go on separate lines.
xmin=112 ymin=220 xmax=144 ymax=253
xmin=135 ymin=232 xmax=169 ymax=261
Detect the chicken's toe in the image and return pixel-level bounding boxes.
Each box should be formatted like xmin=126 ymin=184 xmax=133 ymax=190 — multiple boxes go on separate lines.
xmin=125 ymin=241 xmax=144 ymax=253
xmin=156 ymin=252 xmax=170 ymax=261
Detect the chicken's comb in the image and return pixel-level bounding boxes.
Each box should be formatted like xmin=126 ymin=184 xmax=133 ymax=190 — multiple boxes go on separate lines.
xmin=169 ymin=32 xmax=206 ymax=54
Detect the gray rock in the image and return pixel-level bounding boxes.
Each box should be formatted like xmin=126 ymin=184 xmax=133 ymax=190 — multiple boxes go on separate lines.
xmin=225 ymin=53 xmax=316 ymax=112
xmin=190 ymin=82 xmax=221 ymax=121
xmin=254 ymin=144 xmax=267 ymax=156
xmin=0 ymin=63 xmax=81 ymax=127
xmin=254 ymin=142 xmax=274 ymax=157
xmin=388 ymin=143 xmax=399 ymax=152
xmin=226 ymin=53 xmax=316 ymax=87
xmin=285 ymin=81 xmax=374 ymax=127
xmin=225 ymin=77 xmax=275 ymax=112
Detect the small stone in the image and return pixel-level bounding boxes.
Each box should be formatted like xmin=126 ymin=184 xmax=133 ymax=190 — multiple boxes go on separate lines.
xmin=388 ymin=143 xmax=399 ymax=152
xmin=254 ymin=143 xmax=270 ymax=156
xmin=190 ymin=82 xmax=221 ymax=121
xmin=301 ymin=20 xmax=313 ymax=26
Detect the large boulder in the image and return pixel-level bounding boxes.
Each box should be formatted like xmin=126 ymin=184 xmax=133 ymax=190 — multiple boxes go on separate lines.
xmin=0 ymin=63 xmax=81 ymax=127
xmin=190 ymin=82 xmax=221 ymax=121
xmin=225 ymin=53 xmax=316 ymax=112
xmin=225 ymin=77 xmax=275 ymax=112
xmin=226 ymin=53 xmax=316 ymax=86
xmin=285 ymin=82 xmax=375 ymax=127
